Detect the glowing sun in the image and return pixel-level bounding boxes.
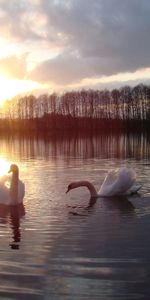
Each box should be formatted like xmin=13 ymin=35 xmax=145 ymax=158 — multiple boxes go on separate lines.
xmin=0 ymin=75 xmax=39 ymax=106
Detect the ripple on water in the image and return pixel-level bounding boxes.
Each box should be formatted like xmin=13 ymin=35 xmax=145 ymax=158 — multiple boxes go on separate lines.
xmin=0 ymin=135 xmax=150 ymax=299
xmin=0 ymin=260 xmax=44 ymax=299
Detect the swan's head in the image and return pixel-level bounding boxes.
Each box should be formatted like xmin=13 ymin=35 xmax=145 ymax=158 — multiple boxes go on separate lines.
xmin=66 ymin=183 xmax=75 ymax=193
xmin=8 ymin=164 xmax=19 ymax=175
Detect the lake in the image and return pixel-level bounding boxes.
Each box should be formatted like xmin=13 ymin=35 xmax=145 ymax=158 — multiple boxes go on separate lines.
xmin=0 ymin=133 xmax=150 ymax=299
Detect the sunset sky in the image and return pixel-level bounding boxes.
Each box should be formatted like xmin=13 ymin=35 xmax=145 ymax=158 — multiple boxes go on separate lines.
xmin=0 ymin=0 xmax=150 ymax=102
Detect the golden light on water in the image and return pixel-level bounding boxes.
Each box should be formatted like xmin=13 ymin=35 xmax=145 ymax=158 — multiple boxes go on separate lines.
xmin=0 ymin=158 xmax=10 ymax=177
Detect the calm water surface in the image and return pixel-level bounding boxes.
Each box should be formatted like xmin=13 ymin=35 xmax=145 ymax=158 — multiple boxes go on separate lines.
xmin=0 ymin=133 xmax=150 ymax=299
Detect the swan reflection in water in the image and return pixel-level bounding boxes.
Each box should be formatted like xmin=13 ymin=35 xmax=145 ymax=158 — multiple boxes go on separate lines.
xmin=0 ymin=203 xmax=25 ymax=249
xmin=87 ymin=195 xmax=135 ymax=214
xmin=68 ymin=195 xmax=135 ymax=217
xmin=9 ymin=204 xmax=25 ymax=249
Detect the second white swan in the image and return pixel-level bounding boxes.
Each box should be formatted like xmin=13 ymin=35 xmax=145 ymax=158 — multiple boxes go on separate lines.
xmin=66 ymin=167 xmax=142 ymax=198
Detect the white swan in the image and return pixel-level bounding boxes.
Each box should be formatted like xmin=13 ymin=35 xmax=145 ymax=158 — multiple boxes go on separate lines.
xmin=0 ymin=164 xmax=25 ymax=205
xmin=66 ymin=167 xmax=142 ymax=198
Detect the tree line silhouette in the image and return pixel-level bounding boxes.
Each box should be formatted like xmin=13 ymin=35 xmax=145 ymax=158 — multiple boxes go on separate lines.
xmin=1 ymin=83 xmax=150 ymax=133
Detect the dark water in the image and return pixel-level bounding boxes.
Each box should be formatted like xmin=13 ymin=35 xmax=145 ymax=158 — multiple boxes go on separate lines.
xmin=0 ymin=133 xmax=150 ymax=299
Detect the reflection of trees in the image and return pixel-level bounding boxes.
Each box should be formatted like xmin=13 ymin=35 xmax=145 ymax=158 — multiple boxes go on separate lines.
xmin=1 ymin=132 xmax=150 ymax=160
xmin=1 ymin=83 xmax=150 ymax=132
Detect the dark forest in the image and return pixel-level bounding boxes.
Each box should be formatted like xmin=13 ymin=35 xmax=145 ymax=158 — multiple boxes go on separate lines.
xmin=1 ymin=83 xmax=150 ymax=133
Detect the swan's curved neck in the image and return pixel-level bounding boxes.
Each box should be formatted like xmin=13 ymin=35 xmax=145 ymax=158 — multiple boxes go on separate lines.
xmin=72 ymin=181 xmax=98 ymax=198
xmin=10 ymin=173 xmax=19 ymax=204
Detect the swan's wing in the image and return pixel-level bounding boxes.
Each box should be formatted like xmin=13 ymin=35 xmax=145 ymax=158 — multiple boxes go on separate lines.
xmin=0 ymin=179 xmax=25 ymax=205
xmin=18 ymin=181 xmax=25 ymax=203
xmin=98 ymin=169 xmax=121 ymax=196
xmin=98 ymin=167 xmax=136 ymax=197
xmin=126 ymin=183 xmax=143 ymax=195
xmin=0 ymin=183 xmax=10 ymax=204
xmin=117 ymin=167 xmax=136 ymax=192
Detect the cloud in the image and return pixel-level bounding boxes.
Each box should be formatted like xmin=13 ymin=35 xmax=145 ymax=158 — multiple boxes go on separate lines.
xmin=1 ymin=0 xmax=150 ymax=86
xmin=29 ymin=52 xmax=90 ymax=84
xmin=0 ymin=54 xmax=28 ymax=79
xmin=27 ymin=0 xmax=150 ymax=85
xmin=0 ymin=0 xmax=45 ymax=41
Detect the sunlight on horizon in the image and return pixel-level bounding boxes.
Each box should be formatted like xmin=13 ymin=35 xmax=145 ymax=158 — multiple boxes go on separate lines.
xmin=0 ymin=75 xmax=40 ymax=106
xmin=0 ymin=67 xmax=150 ymax=106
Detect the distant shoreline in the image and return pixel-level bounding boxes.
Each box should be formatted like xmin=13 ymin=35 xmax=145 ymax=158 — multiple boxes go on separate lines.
xmin=2 ymin=84 xmax=150 ymax=134
xmin=0 ymin=116 xmax=149 ymax=134
xmin=0 ymin=117 xmax=149 ymax=137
